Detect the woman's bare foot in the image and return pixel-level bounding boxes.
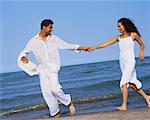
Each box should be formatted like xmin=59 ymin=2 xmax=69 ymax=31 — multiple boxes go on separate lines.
xmin=116 ymin=106 xmax=127 ymax=111
xmin=69 ymin=102 xmax=75 ymax=116
xmin=146 ymin=96 xmax=150 ymax=108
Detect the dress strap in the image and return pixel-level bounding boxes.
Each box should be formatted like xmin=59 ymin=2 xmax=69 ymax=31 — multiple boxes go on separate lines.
xmin=117 ymin=36 xmax=121 ymax=41
xmin=130 ymin=32 xmax=134 ymax=39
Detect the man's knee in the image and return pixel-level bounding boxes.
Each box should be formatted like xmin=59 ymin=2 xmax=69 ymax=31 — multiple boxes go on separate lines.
xmin=51 ymin=86 xmax=62 ymax=94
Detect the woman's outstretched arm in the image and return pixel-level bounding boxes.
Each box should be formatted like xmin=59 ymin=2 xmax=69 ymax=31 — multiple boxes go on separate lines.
xmin=88 ymin=36 xmax=118 ymax=52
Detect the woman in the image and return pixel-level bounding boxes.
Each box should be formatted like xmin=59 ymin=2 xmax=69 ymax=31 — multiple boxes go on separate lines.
xmin=88 ymin=18 xmax=150 ymax=111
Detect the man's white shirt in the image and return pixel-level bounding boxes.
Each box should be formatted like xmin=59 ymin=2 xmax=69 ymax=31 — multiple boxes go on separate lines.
xmin=18 ymin=34 xmax=80 ymax=74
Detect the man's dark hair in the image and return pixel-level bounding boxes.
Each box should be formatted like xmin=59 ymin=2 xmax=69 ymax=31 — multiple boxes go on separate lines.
xmin=41 ymin=19 xmax=54 ymax=30
xmin=117 ymin=18 xmax=141 ymax=37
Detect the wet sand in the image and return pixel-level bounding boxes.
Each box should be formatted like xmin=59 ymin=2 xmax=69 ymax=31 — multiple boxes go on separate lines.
xmin=36 ymin=108 xmax=150 ymax=120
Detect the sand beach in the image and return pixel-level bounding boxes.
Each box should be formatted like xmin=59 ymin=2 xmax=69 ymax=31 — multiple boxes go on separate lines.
xmin=36 ymin=108 xmax=150 ymax=120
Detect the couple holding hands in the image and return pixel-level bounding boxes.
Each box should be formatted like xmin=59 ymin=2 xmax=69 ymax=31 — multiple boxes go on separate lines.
xmin=18 ymin=18 xmax=150 ymax=117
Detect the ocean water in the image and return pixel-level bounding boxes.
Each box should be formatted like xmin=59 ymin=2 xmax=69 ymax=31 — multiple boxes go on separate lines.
xmin=0 ymin=56 xmax=150 ymax=120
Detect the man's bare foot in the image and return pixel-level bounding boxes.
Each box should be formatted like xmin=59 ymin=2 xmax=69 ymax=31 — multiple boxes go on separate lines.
xmin=69 ymin=102 xmax=75 ymax=116
xmin=53 ymin=111 xmax=61 ymax=118
xmin=116 ymin=106 xmax=127 ymax=111
xmin=54 ymin=113 xmax=60 ymax=118
xmin=146 ymin=96 xmax=150 ymax=108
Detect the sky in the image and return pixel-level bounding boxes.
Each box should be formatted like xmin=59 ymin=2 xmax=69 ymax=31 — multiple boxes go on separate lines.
xmin=0 ymin=0 xmax=150 ymax=73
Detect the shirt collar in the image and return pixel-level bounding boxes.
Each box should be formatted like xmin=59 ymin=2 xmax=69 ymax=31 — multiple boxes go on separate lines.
xmin=35 ymin=33 xmax=52 ymax=41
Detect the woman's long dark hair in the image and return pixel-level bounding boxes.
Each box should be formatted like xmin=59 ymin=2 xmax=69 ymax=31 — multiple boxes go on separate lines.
xmin=117 ymin=18 xmax=141 ymax=37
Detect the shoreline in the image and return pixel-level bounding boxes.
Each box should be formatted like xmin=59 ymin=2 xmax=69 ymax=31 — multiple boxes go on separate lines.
xmin=36 ymin=107 xmax=150 ymax=120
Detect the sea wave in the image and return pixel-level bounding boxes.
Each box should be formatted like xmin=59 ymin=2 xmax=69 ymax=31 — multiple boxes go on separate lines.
xmin=1 ymin=88 xmax=150 ymax=117
xmin=0 ymin=93 xmax=119 ymax=117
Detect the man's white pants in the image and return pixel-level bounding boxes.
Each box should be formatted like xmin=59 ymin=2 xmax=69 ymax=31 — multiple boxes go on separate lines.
xmin=39 ymin=70 xmax=71 ymax=116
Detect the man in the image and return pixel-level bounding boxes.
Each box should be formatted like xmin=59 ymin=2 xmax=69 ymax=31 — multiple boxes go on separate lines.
xmin=18 ymin=19 xmax=88 ymax=117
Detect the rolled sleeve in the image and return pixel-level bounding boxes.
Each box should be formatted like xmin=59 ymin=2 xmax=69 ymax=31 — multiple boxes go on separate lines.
xmin=73 ymin=44 xmax=80 ymax=53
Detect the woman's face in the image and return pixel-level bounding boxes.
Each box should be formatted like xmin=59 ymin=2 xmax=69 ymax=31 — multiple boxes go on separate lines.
xmin=117 ymin=22 xmax=125 ymax=33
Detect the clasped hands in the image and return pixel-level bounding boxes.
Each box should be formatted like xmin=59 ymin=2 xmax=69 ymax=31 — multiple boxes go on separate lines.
xmin=78 ymin=46 xmax=97 ymax=52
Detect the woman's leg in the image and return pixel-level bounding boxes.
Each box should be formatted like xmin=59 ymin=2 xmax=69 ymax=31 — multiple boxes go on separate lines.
xmin=117 ymin=83 xmax=128 ymax=111
xmin=129 ymin=83 xmax=150 ymax=107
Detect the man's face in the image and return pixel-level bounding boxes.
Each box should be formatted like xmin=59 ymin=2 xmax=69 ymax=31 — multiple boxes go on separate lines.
xmin=43 ymin=24 xmax=53 ymax=35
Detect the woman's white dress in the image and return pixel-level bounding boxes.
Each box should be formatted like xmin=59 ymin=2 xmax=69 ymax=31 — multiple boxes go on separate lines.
xmin=118 ymin=35 xmax=142 ymax=90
